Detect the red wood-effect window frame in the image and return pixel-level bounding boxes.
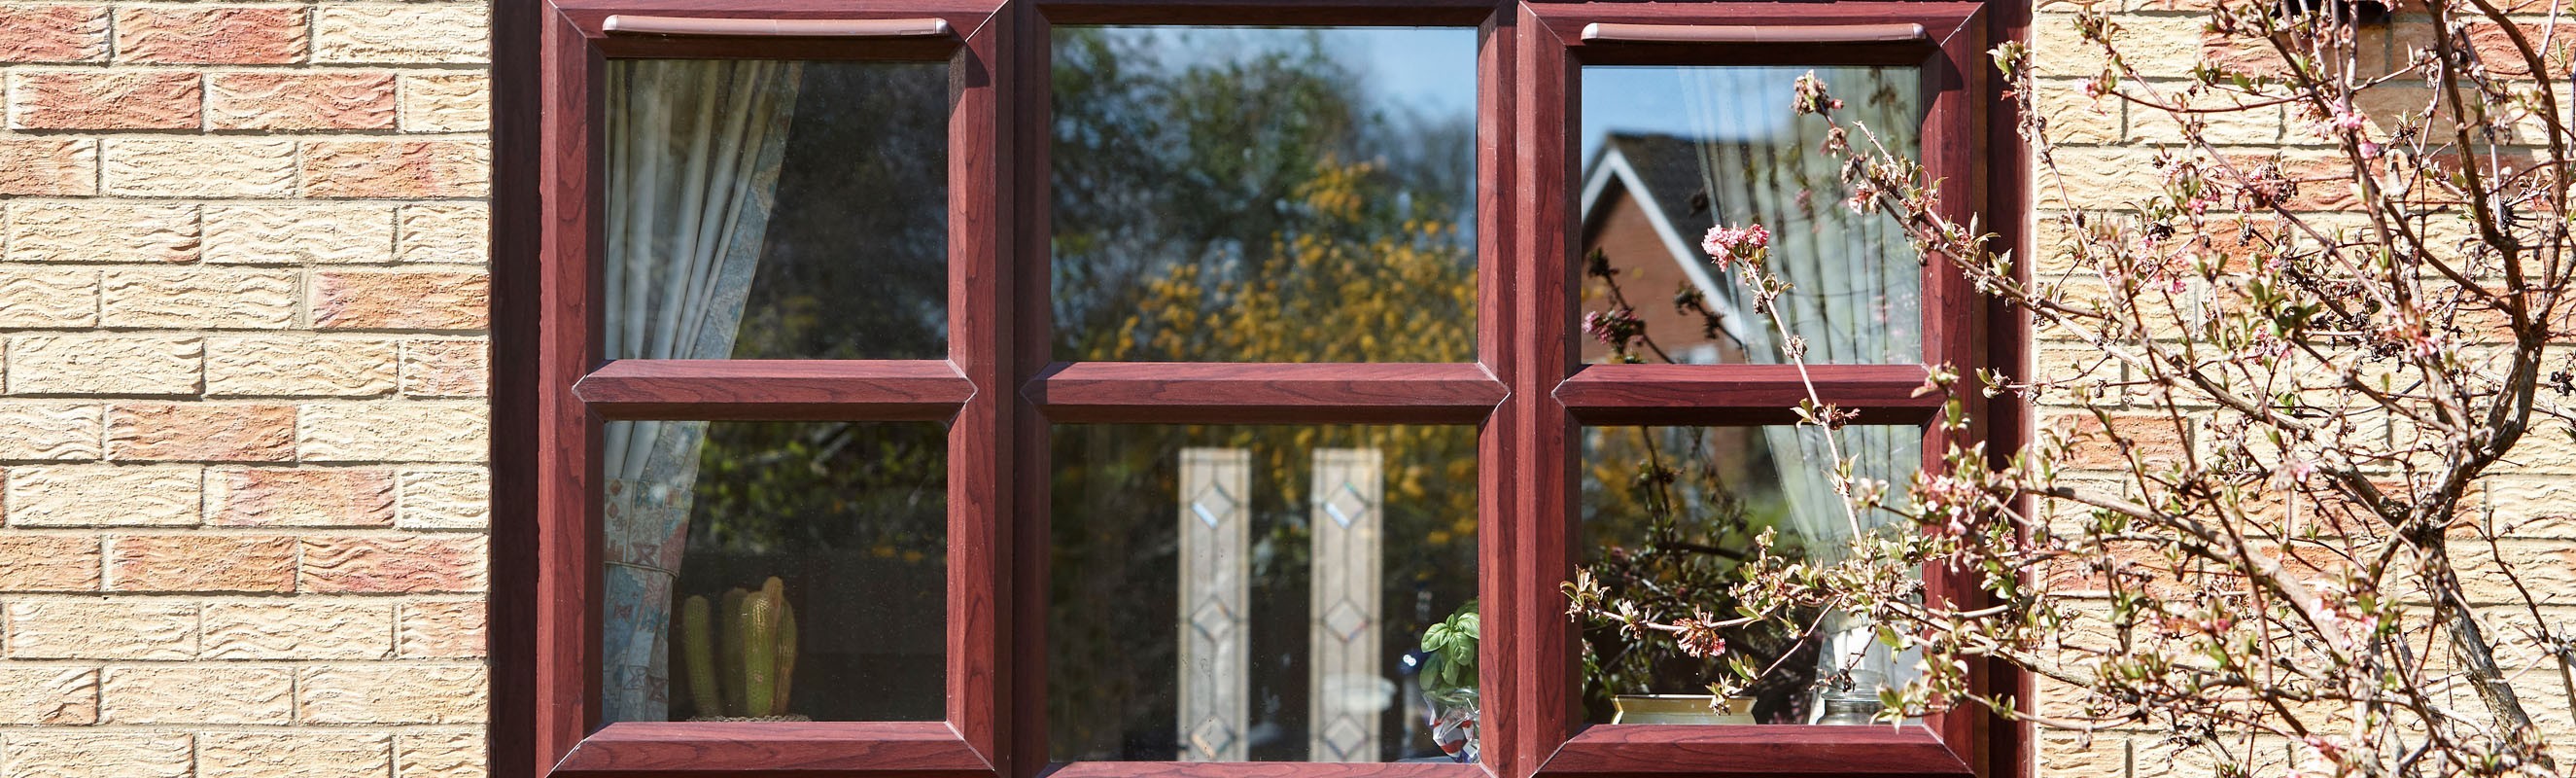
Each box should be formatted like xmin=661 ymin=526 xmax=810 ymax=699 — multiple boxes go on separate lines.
xmin=496 ymin=1 xmax=2031 ymax=777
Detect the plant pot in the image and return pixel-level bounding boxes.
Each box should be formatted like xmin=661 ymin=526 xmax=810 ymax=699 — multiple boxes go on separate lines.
xmin=1423 ymin=688 xmax=1479 ymax=763
xmin=1611 ymin=694 xmax=1757 ymax=725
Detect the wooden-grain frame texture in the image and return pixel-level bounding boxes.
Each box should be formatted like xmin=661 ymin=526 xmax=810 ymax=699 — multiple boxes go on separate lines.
xmin=489 ymin=1 xmax=2033 ymax=777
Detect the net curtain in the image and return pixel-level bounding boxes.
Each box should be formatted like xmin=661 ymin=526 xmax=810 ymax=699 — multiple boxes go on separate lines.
xmin=1679 ymin=67 xmax=1926 ymax=705
xmin=597 ymin=59 xmax=803 ymax=724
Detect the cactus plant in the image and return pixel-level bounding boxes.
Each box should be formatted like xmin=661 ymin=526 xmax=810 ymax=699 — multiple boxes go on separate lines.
xmin=675 ymin=579 xmax=802 ymax=719
xmin=774 ymin=598 xmax=797 ymax=713
xmin=742 ymin=578 xmax=783 ymax=717
xmin=716 ymin=587 xmax=748 ymax=716
xmin=679 ymin=595 xmax=719 ymax=719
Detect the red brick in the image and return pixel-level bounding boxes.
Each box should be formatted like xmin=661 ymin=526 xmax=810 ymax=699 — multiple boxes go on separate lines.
xmin=115 ymin=6 xmax=306 ymax=64
xmin=299 ymin=140 xmax=486 ymax=198
xmin=399 ymin=600 xmax=484 ymax=657
xmin=2202 ymin=31 xmax=2293 ymax=79
xmin=300 ymin=535 xmax=486 ymax=593
xmin=109 ymin=534 xmax=296 ymax=592
xmin=311 ymin=272 xmax=488 ymax=332
xmin=209 ymin=468 xmax=396 ymax=527
xmin=107 ymin=404 xmax=296 ymax=463
xmin=10 ymin=71 xmax=201 ymax=130
xmin=2051 ymin=412 xmax=2190 ymax=472
xmin=0 ymin=535 xmax=101 ymax=591
xmin=2466 ymin=21 xmax=2576 ymax=77
xmin=0 ymin=5 xmax=107 ymax=63
xmin=0 ymin=138 xmax=94 ymax=195
xmin=400 ymin=340 xmax=484 ymax=397
xmin=208 ymin=72 xmax=395 ymax=130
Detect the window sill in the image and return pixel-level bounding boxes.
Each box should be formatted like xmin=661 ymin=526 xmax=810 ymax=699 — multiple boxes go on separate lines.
xmin=1538 ymin=724 xmax=1972 ymax=777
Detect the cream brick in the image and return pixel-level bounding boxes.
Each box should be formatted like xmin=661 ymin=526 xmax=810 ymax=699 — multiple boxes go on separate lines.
xmin=2030 ymin=12 xmax=2207 ymax=80
xmin=2033 ymin=78 xmax=2120 ymax=146
xmin=102 ymin=138 xmax=296 ymax=198
xmin=401 ymin=73 xmax=487 ymax=132
xmin=199 ymin=732 xmax=393 ymax=778
xmin=313 ymin=6 xmax=487 ymax=64
xmin=0 ymin=402 xmax=101 ymax=460
xmin=206 ymin=336 xmax=397 ymax=398
xmin=395 ymin=203 xmax=487 ymax=265
xmin=5 ymin=201 xmax=197 ymax=264
xmin=207 ymin=467 xmax=396 ymax=527
xmin=102 ymin=268 xmax=297 ymax=330
xmin=398 ymin=469 xmax=487 ymax=529
xmin=201 ymin=600 xmax=393 ymax=659
xmin=4 ymin=600 xmax=195 ymax=659
xmin=0 ymin=667 xmax=97 ymax=725
xmin=396 ymin=732 xmax=484 ymax=778
xmin=100 ymin=665 xmax=293 ymax=724
xmin=297 ymin=664 xmax=486 ymax=725
xmin=2124 ymin=81 xmax=2289 ymax=145
xmin=398 ymin=599 xmax=482 ymax=658
xmin=0 ymin=267 xmax=95 ymax=328
xmin=204 ymin=203 xmax=398 ymax=265
xmin=2489 ymin=476 xmax=2576 ymax=538
xmin=2037 ymin=148 xmax=2167 ymax=210
xmin=4 ymin=335 xmax=200 ymax=396
xmin=0 ymin=732 xmax=191 ymax=778
xmin=400 ymin=338 xmax=483 ymax=397
xmin=5 ymin=465 xmax=201 ymax=526
xmin=298 ymin=402 xmax=487 ymax=463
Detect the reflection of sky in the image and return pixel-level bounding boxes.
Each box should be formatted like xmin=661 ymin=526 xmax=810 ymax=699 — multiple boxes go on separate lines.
xmin=1085 ymin=26 xmax=1479 ymax=122
xmin=1582 ymin=66 xmax=1806 ymax=163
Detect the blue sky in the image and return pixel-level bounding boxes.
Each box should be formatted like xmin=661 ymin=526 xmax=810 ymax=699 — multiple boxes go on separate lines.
xmin=1071 ymin=28 xmax=1828 ymax=171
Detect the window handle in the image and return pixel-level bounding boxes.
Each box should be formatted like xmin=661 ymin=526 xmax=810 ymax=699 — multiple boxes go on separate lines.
xmin=601 ymin=16 xmax=952 ymax=38
xmin=1578 ymin=21 xmax=1926 ymax=45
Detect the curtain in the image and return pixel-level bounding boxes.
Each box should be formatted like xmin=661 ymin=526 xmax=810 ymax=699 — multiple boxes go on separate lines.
xmin=598 ymin=58 xmax=803 ymax=724
xmin=1678 ymin=67 xmax=1923 ymax=703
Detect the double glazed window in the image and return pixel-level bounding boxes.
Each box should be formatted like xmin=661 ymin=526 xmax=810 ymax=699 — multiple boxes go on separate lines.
xmin=523 ymin=2 xmax=2008 ymax=777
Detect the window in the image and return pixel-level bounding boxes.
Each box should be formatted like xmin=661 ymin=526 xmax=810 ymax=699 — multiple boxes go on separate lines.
xmin=504 ymin=2 xmax=2019 ymax=777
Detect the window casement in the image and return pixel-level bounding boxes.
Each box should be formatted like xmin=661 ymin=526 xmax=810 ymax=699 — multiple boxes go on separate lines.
xmin=502 ymin=1 xmax=2023 ymax=777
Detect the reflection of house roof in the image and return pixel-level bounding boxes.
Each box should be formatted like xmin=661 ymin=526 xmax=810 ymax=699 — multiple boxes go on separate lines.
xmin=1584 ymin=133 xmax=1714 ymax=247
xmin=1580 ymin=132 xmax=1736 ymax=323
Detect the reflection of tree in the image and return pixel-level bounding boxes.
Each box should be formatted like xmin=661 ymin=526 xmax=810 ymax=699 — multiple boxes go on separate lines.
xmin=1044 ymin=27 xmax=1479 ymax=760
xmin=1577 ymin=251 xmax=1821 ymax=724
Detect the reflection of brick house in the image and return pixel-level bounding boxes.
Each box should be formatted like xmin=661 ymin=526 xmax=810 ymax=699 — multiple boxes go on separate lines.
xmin=1578 ymin=133 xmax=1748 ymax=366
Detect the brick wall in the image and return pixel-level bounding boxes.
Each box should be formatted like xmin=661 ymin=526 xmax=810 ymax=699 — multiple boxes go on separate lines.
xmin=0 ymin=1 xmax=491 ymax=776
xmin=2024 ymin=4 xmax=2576 ymax=776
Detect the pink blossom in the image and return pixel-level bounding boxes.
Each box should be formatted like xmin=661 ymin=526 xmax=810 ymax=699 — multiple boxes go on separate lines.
xmin=1584 ymin=308 xmax=1643 ymax=346
xmin=1700 ymin=224 xmax=1771 ymax=268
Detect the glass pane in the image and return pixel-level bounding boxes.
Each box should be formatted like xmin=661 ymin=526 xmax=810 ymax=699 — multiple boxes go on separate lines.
xmin=1578 ymin=66 xmax=1922 ymax=365
xmin=598 ymin=420 xmax=946 ymax=725
xmin=1577 ymin=424 xmax=1920 ymax=725
xmin=1051 ymin=27 xmax=1479 ymax=363
xmin=1050 ymin=424 xmax=1479 ymax=762
xmin=604 ymin=59 xmax=948 ymax=362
